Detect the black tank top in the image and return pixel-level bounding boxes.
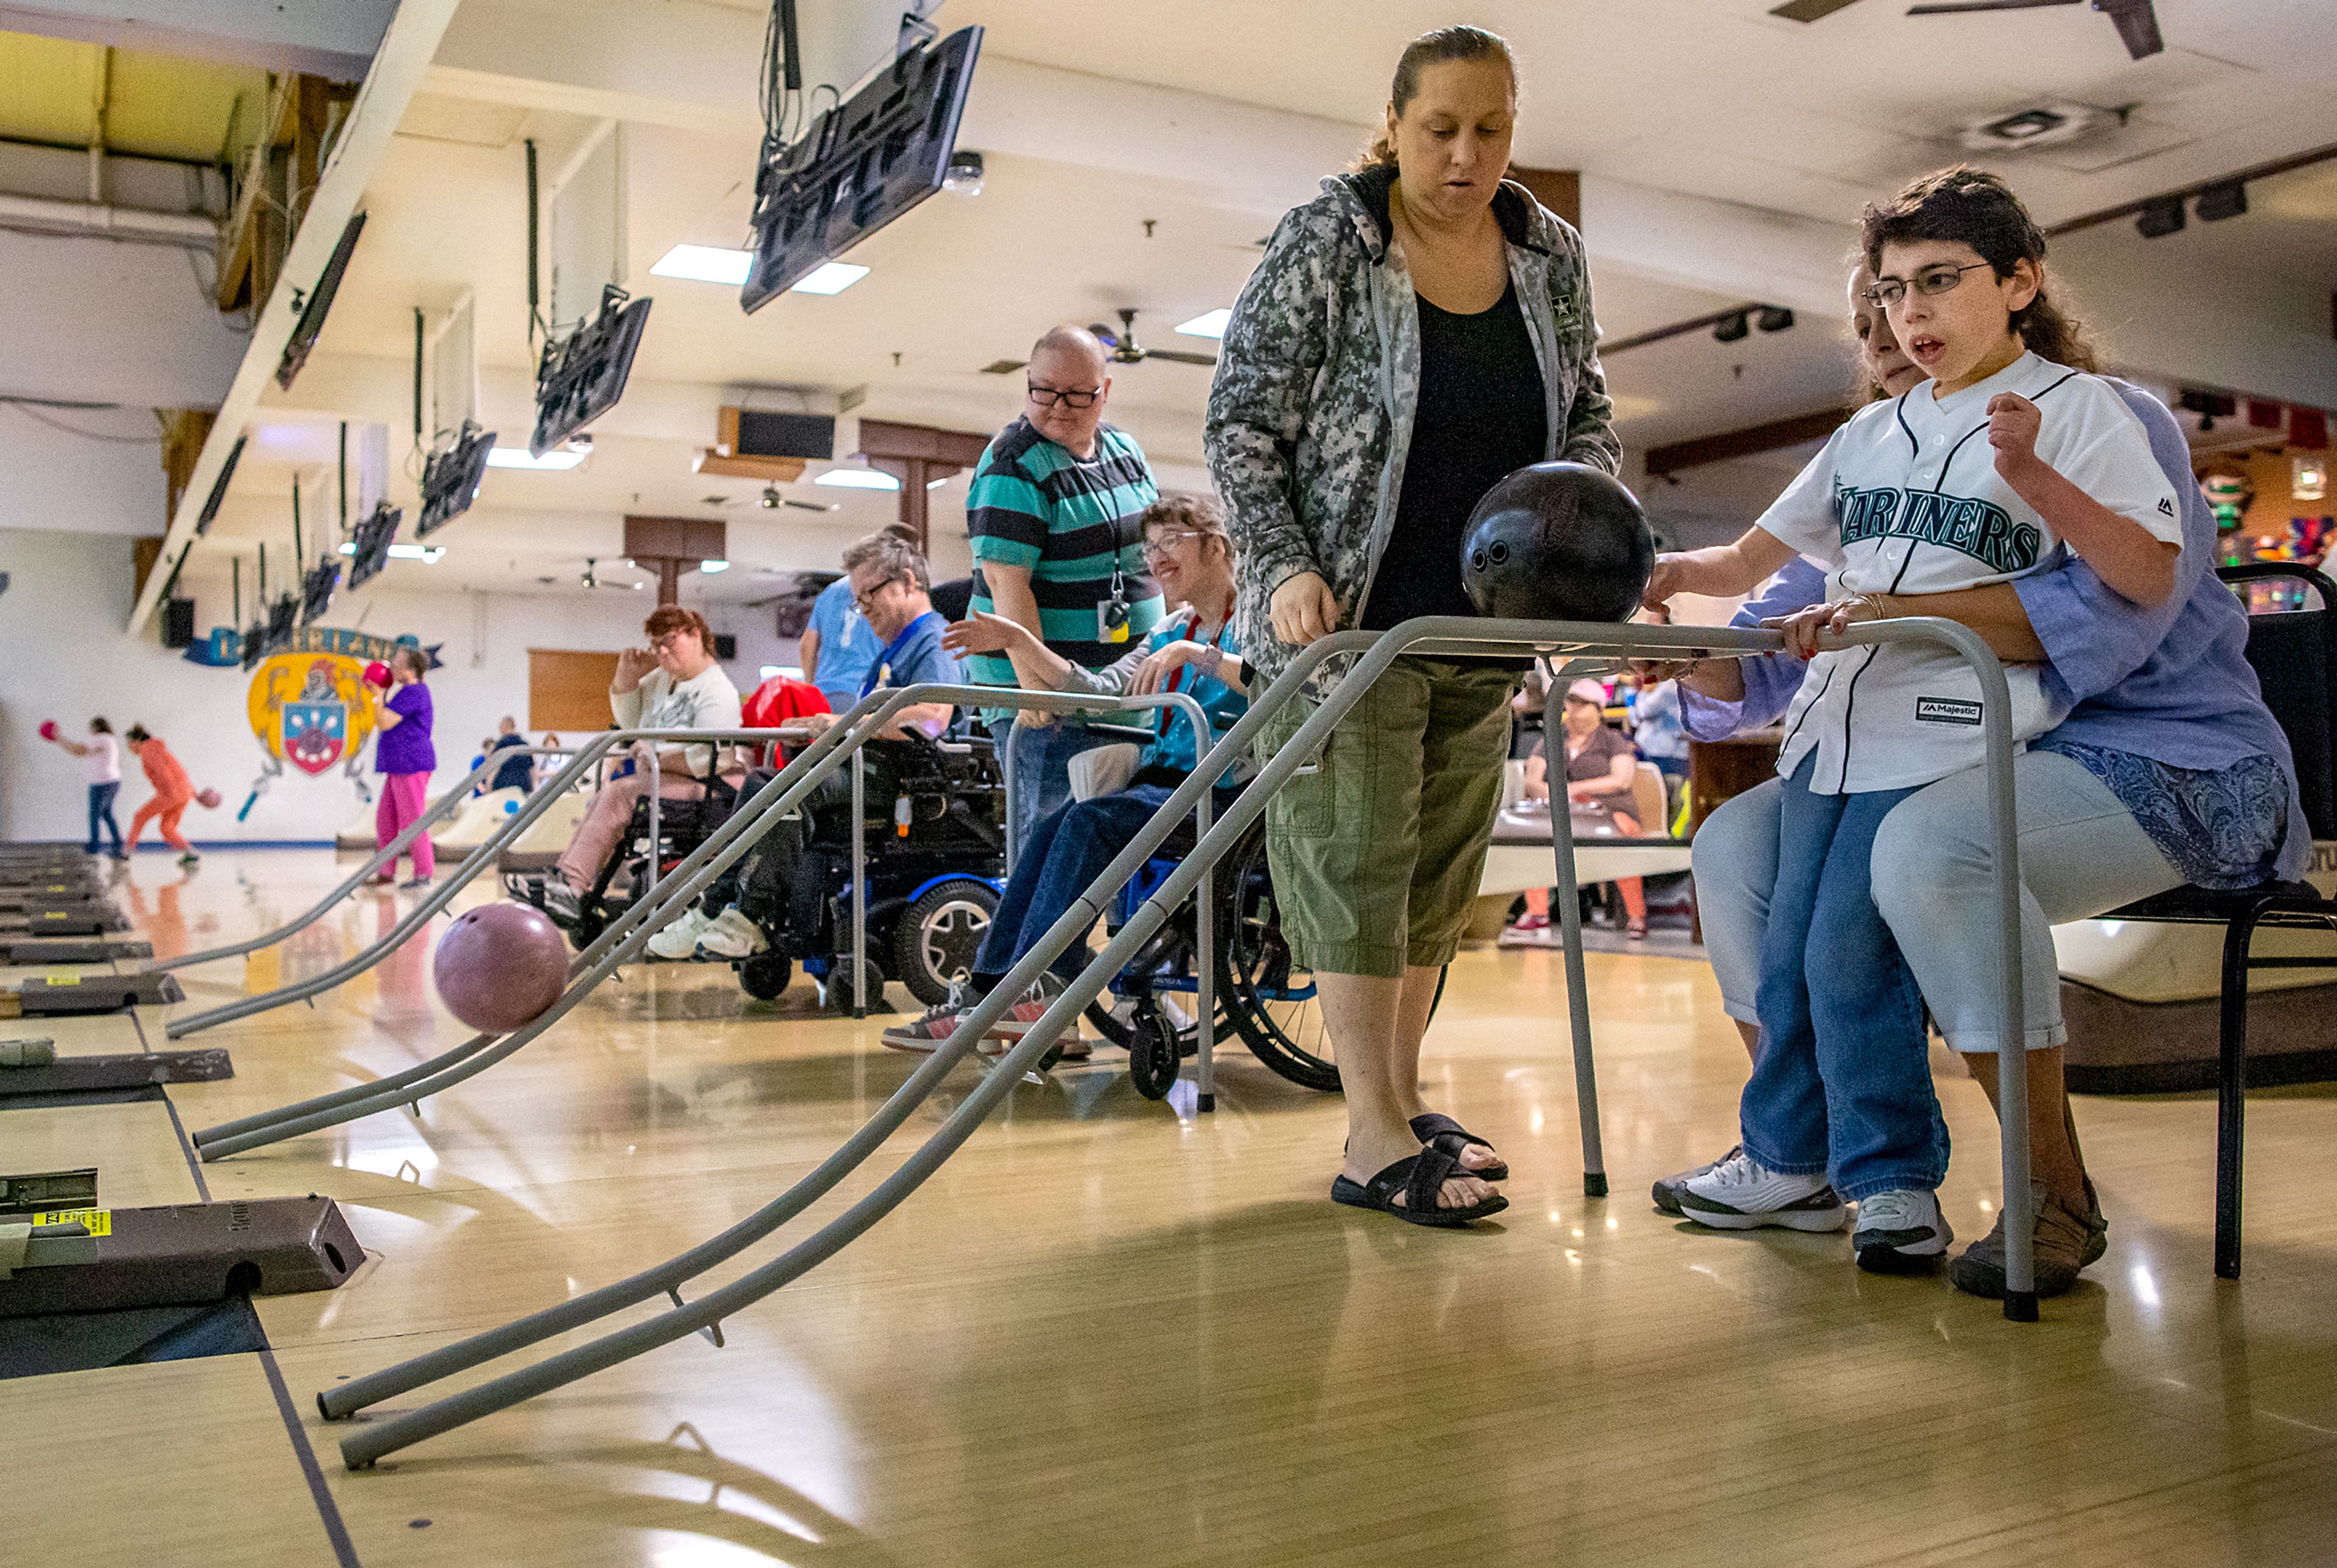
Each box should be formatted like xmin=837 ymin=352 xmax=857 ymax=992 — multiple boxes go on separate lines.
xmin=1363 ymin=279 xmax=1547 ymax=636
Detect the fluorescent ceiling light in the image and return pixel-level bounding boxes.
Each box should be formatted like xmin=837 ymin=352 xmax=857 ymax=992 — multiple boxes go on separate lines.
xmin=699 ymin=559 xmax=730 ymax=574
xmin=651 ymin=243 xmax=753 ymax=285
xmin=649 ymin=246 xmax=867 ymax=294
xmin=337 ymin=543 xmax=444 ymax=562
xmin=815 ymin=467 xmax=900 ymax=490
xmin=926 ymin=476 xmax=948 ymax=489
xmin=486 ymin=445 xmax=587 ymax=471
xmin=791 ymin=260 xmax=869 ymax=295
xmin=1175 ymin=308 xmax=1231 ymax=339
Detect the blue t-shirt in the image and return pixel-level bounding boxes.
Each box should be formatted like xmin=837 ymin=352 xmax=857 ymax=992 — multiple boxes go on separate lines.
xmin=375 ymin=683 xmax=436 ymax=775
xmin=863 ymin=612 xmax=965 ymax=736
xmin=808 ymin=577 xmax=878 ymax=710
xmin=1138 ymin=613 xmax=1246 ymax=777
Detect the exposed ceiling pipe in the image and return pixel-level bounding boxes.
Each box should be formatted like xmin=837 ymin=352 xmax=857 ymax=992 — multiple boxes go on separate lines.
xmin=0 ymin=193 xmax=215 ymax=248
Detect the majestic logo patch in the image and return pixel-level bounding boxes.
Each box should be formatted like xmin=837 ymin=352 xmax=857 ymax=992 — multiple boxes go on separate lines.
xmin=1833 ymin=481 xmax=2041 ymax=574
xmin=2157 ymin=497 xmax=2175 ymax=516
xmin=1915 ymin=696 xmax=1985 ymax=727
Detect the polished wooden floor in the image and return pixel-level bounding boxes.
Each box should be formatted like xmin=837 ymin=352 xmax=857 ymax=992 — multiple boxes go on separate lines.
xmin=6 ymin=848 xmax=2335 ymax=1567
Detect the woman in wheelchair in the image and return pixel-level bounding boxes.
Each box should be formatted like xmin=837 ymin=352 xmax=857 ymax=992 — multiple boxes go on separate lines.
xmin=539 ymin=605 xmax=742 ymax=928
xmin=880 ymin=495 xmax=1248 ymax=1056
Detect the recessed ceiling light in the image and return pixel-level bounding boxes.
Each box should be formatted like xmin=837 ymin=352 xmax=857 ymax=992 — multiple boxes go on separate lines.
xmin=1174 ymin=308 xmax=1231 ymax=340
xmin=815 ymin=467 xmax=900 ymax=490
xmin=651 ymin=243 xmax=754 ymax=285
xmin=791 ymin=260 xmax=870 ymax=295
xmin=699 ymin=559 xmax=730 ymax=574
xmin=486 ymin=445 xmax=587 ymax=470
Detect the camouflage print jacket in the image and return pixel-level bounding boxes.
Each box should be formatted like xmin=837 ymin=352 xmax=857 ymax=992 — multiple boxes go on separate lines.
xmin=1204 ymin=165 xmax=1621 ymax=688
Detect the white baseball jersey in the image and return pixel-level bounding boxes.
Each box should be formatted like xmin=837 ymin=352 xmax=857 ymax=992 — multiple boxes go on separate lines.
xmin=1759 ymin=352 xmax=2181 ymax=793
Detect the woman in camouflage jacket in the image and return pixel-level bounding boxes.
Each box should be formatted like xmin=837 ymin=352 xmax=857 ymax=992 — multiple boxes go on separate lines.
xmin=1203 ymin=26 xmax=1619 ymax=1225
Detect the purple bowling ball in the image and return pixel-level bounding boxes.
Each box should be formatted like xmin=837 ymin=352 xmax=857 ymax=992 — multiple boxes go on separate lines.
xmin=433 ymin=902 xmax=568 ymax=1033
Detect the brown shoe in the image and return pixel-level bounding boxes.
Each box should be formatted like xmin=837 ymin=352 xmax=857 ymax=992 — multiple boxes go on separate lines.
xmin=1949 ymin=1182 xmax=2106 ymax=1299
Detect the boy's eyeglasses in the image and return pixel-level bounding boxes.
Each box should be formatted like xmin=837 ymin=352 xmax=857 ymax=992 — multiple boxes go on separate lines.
xmin=1027 ymin=382 xmax=1104 ymax=409
xmin=1141 ymin=530 xmax=1206 ymax=559
xmin=1861 ymin=262 xmax=1992 ymax=309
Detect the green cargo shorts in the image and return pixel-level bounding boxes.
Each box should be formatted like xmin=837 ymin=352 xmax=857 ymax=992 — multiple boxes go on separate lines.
xmin=1254 ymin=658 xmax=1517 ymax=979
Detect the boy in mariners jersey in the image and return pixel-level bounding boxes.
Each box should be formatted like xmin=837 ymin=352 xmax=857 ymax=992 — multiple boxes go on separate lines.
xmin=1641 ymin=168 xmax=2182 ymax=1269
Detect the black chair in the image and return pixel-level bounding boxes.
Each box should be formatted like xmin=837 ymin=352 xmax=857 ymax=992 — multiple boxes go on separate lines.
xmin=2097 ymin=562 xmax=2337 ymax=1280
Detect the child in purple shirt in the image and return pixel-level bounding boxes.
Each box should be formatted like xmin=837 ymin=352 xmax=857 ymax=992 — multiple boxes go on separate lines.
xmin=371 ymin=647 xmax=438 ymax=888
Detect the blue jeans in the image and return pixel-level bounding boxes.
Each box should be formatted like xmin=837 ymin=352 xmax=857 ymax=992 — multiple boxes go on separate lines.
xmin=1739 ymin=756 xmax=1946 ymax=1202
xmin=996 ymin=720 xmax=1124 ymax=869
xmin=86 ymin=781 xmax=124 ymax=855
xmin=973 ymin=784 xmax=1177 ymax=991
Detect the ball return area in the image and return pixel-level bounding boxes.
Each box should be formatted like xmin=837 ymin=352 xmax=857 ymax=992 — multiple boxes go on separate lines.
xmin=310 ymin=613 xmax=2040 ymax=1472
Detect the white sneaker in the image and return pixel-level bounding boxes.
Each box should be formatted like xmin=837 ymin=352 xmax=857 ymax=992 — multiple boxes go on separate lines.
xmin=1851 ymin=1188 xmax=1954 ymax=1273
xmin=1677 ymin=1151 xmax=1847 ymax=1232
xmin=697 ymin=905 xmax=768 ymax=959
xmin=646 ymin=906 xmax=713 ymax=961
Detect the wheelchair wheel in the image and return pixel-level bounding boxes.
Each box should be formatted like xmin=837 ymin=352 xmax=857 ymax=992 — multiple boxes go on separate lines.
xmin=894 ymin=878 xmax=998 ymax=1007
xmin=738 ymin=950 xmax=792 ymax=1001
xmin=1127 ymin=1003 xmax=1181 ymax=1100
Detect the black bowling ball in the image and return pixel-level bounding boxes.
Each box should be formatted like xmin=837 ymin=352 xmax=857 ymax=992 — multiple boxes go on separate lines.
xmin=1460 ymin=462 xmax=1655 ymax=624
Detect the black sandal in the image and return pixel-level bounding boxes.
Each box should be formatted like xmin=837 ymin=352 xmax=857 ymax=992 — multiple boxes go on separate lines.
xmin=1331 ymin=1133 xmax=1509 ymax=1227
xmin=1410 ymin=1113 xmax=1509 ymax=1182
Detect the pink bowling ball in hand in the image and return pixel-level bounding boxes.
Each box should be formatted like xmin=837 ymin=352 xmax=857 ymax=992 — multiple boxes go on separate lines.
xmin=38 ymin=720 xmax=58 ymax=741
xmin=363 ymin=661 xmax=393 ymax=689
xmin=433 ymin=902 xmax=570 ymax=1033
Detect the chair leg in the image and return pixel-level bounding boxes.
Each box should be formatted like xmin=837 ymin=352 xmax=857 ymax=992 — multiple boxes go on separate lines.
xmin=2213 ymin=908 xmax=2260 ymax=1281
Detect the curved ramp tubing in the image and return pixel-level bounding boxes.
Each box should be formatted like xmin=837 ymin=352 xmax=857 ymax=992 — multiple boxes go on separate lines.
xmin=193 ymin=688 xmax=1205 ymax=1160
xmin=326 ymin=613 xmax=2038 ymax=1469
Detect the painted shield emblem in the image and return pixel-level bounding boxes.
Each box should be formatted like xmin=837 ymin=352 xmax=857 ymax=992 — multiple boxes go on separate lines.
xmin=282 ymin=701 xmax=348 ymax=776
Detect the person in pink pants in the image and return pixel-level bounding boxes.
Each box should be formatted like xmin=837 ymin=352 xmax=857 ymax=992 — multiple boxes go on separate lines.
xmin=369 ymin=647 xmax=437 ymax=888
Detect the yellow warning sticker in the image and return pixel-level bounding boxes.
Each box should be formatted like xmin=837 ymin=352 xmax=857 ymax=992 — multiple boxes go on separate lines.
xmin=32 ymin=1208 xmax=110 ymax=1236
xmin=44 ymin=968 xmax=82 ymax=985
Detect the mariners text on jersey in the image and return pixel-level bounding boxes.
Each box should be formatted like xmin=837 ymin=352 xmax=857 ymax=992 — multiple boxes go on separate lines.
xmin=1832 ymin=479 xmax=2042 ymax=576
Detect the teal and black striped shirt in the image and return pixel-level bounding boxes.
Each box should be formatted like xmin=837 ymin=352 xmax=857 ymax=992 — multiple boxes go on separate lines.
xmin=965 ymin=417 xmax=1164 ymax=718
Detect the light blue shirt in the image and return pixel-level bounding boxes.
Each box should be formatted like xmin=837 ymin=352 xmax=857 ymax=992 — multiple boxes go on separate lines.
xmin=807 ymin=576 xmax=878 ymax=710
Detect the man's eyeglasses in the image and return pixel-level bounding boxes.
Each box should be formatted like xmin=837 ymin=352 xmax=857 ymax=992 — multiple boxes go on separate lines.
xmin=1027 ymin=382 xmax=1104 ymax=409
xmin=851 ymin=576 xmax=900 ymax=613
xmin=1860 ymin=262 xmax=1992 ymax=310
xmin=1142 ymin=530 xmax=1206 ymax=560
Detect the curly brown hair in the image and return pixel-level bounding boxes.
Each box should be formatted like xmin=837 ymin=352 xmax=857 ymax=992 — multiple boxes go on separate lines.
xmin=1860 ymin=166 xmax=2100 ymax=372
xmin=643 ymin=604 xmax=713 ymax=647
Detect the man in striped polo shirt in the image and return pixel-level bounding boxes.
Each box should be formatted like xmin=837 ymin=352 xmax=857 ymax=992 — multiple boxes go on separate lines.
xmin=965 ymin=325 xmax=1165 ymax=859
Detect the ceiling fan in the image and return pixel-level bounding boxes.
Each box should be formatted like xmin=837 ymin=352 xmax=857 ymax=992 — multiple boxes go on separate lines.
xmin=982 ymin=308 xmax=1217 ymax=375
xmin=536 ymin=557 xmax=646 ymax=591
xmin=1770 ymin=0 xmax=2164 ymax=61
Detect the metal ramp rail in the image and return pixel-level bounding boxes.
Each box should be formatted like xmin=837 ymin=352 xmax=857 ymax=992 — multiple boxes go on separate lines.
xmin=151 ymin=746 xmax=571 ymax=976
xmin=166 ymin=728 xmax=795 ymax=1037
xmin=187 ymin=686 xmax=1210 ymax=1160
xmin=319 ymin=613 xmax=2039 ymax=1472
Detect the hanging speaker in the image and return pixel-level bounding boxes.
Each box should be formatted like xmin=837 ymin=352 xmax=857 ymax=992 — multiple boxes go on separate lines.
xmin=161 ymin=599 xmax=197 ymax=650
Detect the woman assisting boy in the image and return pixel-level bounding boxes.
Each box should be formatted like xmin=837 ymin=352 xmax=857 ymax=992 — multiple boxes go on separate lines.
xmin=1643 ymin=169 xmax=2185 ymax=1270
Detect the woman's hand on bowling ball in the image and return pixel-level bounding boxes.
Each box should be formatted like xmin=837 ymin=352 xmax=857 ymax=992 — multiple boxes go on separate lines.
xmin=1270 ymin=571 xmax=1340 ymax=647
